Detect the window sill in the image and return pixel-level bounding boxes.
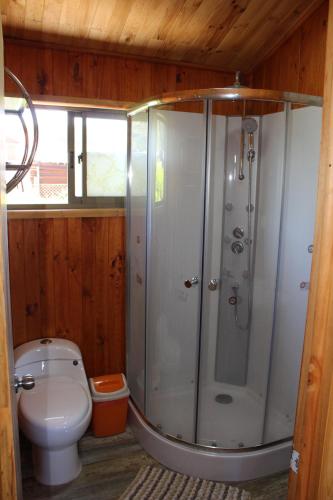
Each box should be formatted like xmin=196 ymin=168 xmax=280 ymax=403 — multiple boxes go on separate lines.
xmin=7 ymin=208 xmax=125 ymax=219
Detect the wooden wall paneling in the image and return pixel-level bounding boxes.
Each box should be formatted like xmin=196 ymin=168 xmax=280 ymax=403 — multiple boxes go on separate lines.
xmin=0 ymin=18 xmax=19 ymax=498
xmin=52 ymin=48 xmax=69 ymax=97
xmin=8 ymin=215 xmax=126 ymax=379
xmin=3 ymin=40 xmax=235 ymax=103
xmin=95 ymin=217 xmax=109 ymax=375
xmin=120 ymin=58 xmax=153 ymax=102
xmin=108 ymin=216 xmax=126 ymax=375
xmin=8 ymin=208 xmax=125 ymax=219
xmin=150 ymin=63 xmax=176 ymax=95
xmin=299 ymin=0 xmax=328 ymax=96
xmin=252 ymin=0 xmax=328 ymax=96
xmin=67 ymin=217 xmax=82 ymax=348
xmin=83 ymin=53 xmax=103 ymax=102
xmin=67 ymin=51 xmax=85 ymax=98
xmin=252 ymin=29 xmax=301 ymax=93
xmin=23 ymin=219 xmax=41 ymax=340
xmin=3 ymin=38 xmax=20 ymax=94
xmin=53 ymin=218 xmax=70 ymax=338
xmin=0 ymin=409 xmax=17 ymax=499
xmin=81 ymin=217 xmax=96 ymax=378
xmin=38 ymin=218 xmax=55 ymax=339
xmin=8 ymin=219 xmax=26 ymax=345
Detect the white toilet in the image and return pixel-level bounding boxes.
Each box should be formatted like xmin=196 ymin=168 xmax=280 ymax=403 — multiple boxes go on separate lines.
xmin=14 ymin=338 xmax=92 ymax=486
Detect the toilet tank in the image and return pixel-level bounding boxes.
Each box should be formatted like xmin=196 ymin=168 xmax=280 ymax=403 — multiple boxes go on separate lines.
xmin=14 ymin=338 xmax=88 ymax=385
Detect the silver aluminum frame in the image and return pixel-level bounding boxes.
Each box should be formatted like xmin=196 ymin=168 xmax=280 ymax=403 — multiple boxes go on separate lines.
xmin=128 ymin=87 xmax=322 ymax=116
xmin=8 ymin=106 xmax=127 ymax=210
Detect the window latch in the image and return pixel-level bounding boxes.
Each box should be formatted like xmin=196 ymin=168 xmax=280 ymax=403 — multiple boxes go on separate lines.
xmin=78 ymin=152 xmax=84 ymax=164
xmin=69 ymin=151 xmax=74 ymax=169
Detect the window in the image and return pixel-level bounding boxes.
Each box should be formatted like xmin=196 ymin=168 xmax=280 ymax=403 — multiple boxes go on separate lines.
xmin=5 ymin=107 xmax=127 ymax=207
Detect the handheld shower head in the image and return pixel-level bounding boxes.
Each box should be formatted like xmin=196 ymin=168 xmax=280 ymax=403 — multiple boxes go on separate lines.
xmin=242 ymin=117 xmax=258 ymax=134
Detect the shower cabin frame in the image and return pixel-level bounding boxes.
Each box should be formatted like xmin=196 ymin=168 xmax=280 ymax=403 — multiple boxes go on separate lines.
xmin=126 ymin=88 xmax=322 ymax=481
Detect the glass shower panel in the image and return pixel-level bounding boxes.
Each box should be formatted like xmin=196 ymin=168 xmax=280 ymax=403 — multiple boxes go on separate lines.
xmin=145 ymin=101 xmax=206 ymax=442
xmin=197 ymin=101 xmax=287 ymax=448
xmin=264 ymin=105 xmax=322 ymax=443
xmin=127 ymin=111 xmax=148 ymax=412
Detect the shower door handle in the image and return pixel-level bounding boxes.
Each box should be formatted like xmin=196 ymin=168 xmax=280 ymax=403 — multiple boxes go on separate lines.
xmin=184 ymin=276 xmax=199 ymax=288
xmin=208 ymin=279 xmax=218 ymax=291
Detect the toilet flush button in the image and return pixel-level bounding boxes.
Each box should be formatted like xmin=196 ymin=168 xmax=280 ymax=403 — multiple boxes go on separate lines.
xmin=40 ymin=339 xmax=52 ymax=344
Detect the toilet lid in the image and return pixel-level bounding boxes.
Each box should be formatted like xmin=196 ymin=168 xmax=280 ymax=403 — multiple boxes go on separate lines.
xmin=19 ymin=376 xmax=90 ymax=429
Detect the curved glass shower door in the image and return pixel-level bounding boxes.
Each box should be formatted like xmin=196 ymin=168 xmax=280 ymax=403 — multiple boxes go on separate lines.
xmin=127 ymin=95 xmax=322 ymax=453
xmin=145 ymin=101 xmax=206 ymax=442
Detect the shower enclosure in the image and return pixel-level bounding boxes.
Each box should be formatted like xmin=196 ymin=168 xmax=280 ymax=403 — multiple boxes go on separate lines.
xmin=126 ymin=89 xmax=322 ymax=481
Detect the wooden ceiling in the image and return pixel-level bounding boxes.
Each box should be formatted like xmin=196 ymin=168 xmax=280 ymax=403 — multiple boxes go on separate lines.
xmin=1 ymin=0 xmax=325 ymax=72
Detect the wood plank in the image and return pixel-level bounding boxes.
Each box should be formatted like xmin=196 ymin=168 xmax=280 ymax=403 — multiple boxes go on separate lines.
xmin=38 ymin=219 xmax=56 ymax=338
xmin=3 ymin=38 xmax=234 ymax=104
xmin=32 ymin=95 xmax=134 ymax=110
xmin=81 ymin=217 xmax=96 ymax=377
xmin=253 ymin=1 xmax=328 ymax=96
xmin=0 ymin=410 xmax=18 ymax=500
xmin=8 ymin=215 xmax=126 ymax=378
xmin=299 ymin=0 xmax=328 ymax=96
xmin=0 ymin=18 xmax=19 ymax=498
xmin=67 ymin=217 xmax=82 ymax=347
xmin=108 ymin=216 xmax=126 ymax=374
xmin=288 ymin=0 xmax=333 ymax=497
xmin=94 ymin=217 xmax=109 ymax=376
xmin=8 ymin=219 xmax=26 ymax=345
xmin=8 ymin=208 xmax=125 ymax=219
xmin=4 ymin=0 xmax=323 ymax=74
xmin=23 ymin=219 xmax=41 ymax=340
xmin=2 ymin=34 xmax=240 ymax=72
xmin=53 ymin=218 xmax=70 ymax=337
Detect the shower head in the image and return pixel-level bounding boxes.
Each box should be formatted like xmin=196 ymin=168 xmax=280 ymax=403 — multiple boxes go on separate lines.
xmin=242 ymin=117 xmax=258 ymax=134
xmin=224 ymin=70 xmax=248 ymax=89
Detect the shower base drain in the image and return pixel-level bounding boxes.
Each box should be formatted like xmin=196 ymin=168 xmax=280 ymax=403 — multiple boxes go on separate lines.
xmin=215 ymin=394 xmax=233 ymax=404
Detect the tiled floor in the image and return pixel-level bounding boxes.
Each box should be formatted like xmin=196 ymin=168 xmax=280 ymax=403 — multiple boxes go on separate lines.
xmin=20 ymin=429 xmax=288 ymax=499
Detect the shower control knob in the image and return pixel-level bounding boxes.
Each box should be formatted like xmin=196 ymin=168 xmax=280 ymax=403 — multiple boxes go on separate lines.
xmin=231 ymin=241 xmax=244 ymax=254
xmin=228 ymin=296 xmax=238 ymax=305
xmin=233 ymin=227 xmax=244 ymax=239
xmin=184 ymin=276 xmax=199 ymax=288
xmin=208 ymin=279 xmax=218 ymax=291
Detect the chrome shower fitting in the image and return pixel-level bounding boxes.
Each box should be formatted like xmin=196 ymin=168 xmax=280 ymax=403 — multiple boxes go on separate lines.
xmin=248 ymin=147 xmax=255 ymax=162
xmin=239 ymin=128 xmax=245 ymax=180
xmin=231 ymin=241 xmax=244 ymax=254
xmin=238 ymin=117 xmax=258 ymax=181
xmin=230 ymin=283 xmax=248 ymax=331
xmin=233 ymin=227 xmax=244 ymax=239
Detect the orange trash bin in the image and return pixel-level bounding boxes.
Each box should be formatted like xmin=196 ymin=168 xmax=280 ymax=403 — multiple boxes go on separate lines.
xmin=89 ymin=373 xmax=130 ymax=437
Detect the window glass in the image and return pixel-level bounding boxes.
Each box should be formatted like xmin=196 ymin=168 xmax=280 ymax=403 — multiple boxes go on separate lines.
xmin=6 ymin=109 xmax=68 ymax=205
xmin=86 ymin=116 xmax=127 ymax=197
xmin=5 ymin=113 xmax=26 ymax=165
xmin=5 ymin=107 xmax=127 ymax=206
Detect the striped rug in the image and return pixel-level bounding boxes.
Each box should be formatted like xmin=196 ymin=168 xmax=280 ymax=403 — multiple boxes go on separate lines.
xmin=119 ymin=465 xmax=251 ymax=499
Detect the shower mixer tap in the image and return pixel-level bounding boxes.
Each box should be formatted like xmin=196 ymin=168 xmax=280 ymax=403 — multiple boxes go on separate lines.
xmin=184 ymin=276 xmax=199 ymax=288
xmin=231 ymin=241 xmax=244 ymax=254
xmin=233 ymin=227 xmax=244 ymax=239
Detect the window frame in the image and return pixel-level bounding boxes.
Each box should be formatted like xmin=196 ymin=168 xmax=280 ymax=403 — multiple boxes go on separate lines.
xmin=7 ymin=105 xmax=127 ymax=210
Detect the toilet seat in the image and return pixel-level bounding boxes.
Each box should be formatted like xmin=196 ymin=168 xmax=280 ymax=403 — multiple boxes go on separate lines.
xmin=19 ymin=376 xmax=90 ymax=448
